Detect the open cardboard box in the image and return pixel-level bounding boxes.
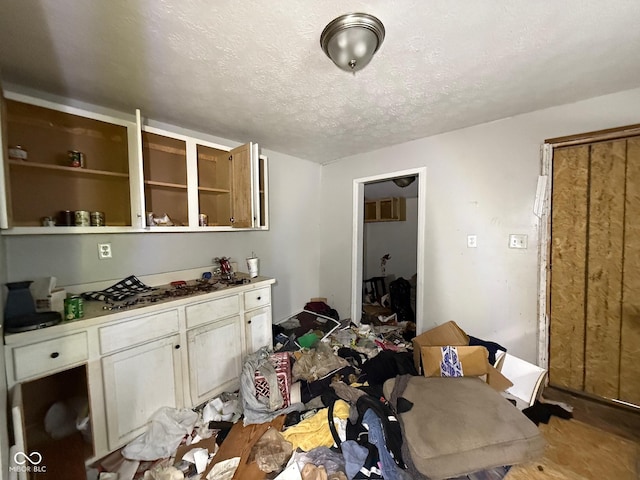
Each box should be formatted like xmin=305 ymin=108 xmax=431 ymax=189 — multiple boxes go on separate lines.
xmin=412 ymin=321 xmax=513 ymax=391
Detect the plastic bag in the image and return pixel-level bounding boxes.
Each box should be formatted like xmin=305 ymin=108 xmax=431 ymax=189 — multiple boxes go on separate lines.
xmin=292 ymin=342 xmax=349 ymax=382
xmin=249 ymin=427 xmax=293 ymax=473
xmin=122 ymin=407 xmax=199 ymax=461
xmin=289 ymin=446 xmax=346 ymax=477
xmin=44 ymin=396 xmax=90 ymax=441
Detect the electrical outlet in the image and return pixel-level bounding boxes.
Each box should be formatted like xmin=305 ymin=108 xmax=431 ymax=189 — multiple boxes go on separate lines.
xmin=467 ymin=235 xmax=477 ymax=248
xmin=509 ymin=234 xmax=528 ymax=249
xmin=98 ymin=243 xmax=112 ymax=259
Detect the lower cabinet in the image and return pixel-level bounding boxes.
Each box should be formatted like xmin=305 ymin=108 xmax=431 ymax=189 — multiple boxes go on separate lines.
xmin=101 ymin=335 xmax=183 ymax=450
xmin=186 ymin=316 xmax=244 ymax=406
xmin=4 ymin=277 xmax=275 ymax=464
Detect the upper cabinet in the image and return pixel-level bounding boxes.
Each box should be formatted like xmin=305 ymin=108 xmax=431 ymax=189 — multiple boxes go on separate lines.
xmin=0 ymin=92 xmax=269 ymax=233
xmin=140 ymin=125 xmax=266 ymax=230
xmin=364 ymin=197 xmax=406 ymax=223
xmin=1 ymin=94 xmax=141 ymax=230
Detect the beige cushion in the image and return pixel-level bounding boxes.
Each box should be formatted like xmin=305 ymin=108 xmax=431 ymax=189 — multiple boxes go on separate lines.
xmin=384 ymin=376 xmax=545 ymax=480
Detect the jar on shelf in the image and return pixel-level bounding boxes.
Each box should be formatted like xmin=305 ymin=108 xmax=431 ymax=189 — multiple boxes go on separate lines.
xmin=8 ymin=145 xmax=28 ymax=161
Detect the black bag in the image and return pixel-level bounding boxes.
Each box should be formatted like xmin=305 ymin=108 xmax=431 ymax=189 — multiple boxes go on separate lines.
xmin=389 ymin=277 xmax=414 ymax=322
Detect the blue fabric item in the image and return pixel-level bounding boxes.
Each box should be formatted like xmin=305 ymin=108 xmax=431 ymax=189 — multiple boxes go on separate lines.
xmin=363 ymin=409 xmax=402 ymax=480
xmin=342 ymin=440 xmax=369 ymax=480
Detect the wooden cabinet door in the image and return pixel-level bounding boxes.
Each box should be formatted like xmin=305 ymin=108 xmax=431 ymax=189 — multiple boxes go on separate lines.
xmin=186 ymin=316 xmax=243 ymax=406
xmin=0 ymin=91 xmax=13 ymax=229
xmin=101 ymin=335 xmax=183 ymax=450
xmin=229 ymin=143 xmax=255 ymax=228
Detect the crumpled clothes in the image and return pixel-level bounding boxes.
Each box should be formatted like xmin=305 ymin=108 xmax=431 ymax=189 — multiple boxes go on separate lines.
xmin=282 ymin=400 xmax=350 ymax=451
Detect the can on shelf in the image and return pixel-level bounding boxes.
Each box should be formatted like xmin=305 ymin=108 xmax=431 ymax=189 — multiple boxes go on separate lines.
xmin=57 ymin=210 xmax=74 ymax=226
xmin=68 ymin=150 xmax=85 ymax=168
xmin=198 ymin=213 xmax=208 ymax=226
xmin=74 ymin=210 xmax=90 ymax=226
xmin=90 ymin=211 xmax=105 ymax=226
xmin=64 ymin=295 xmax=84 ymax=320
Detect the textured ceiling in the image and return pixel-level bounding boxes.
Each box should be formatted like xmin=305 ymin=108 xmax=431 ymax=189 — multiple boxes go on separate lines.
xmin=1 ymin=1 xmax=640 ymax=164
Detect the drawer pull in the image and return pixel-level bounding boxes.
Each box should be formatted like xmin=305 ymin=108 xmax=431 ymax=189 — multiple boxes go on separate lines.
xmin=50 ymin=352 xmax=60 ymax=359
xmin=175 ymin=344 xmax=181 ymax=350
xmin=248 ymin=320 xmax=252 ymax=324
xmin=257 ymin=296 xmax=261 ymax=300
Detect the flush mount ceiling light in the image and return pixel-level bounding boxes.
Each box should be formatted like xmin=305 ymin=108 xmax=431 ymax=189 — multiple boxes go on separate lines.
xmin=320 ymin=12 xmax=385 ymax=73
xmin=393 ymin=176 xmax=416 ymax=188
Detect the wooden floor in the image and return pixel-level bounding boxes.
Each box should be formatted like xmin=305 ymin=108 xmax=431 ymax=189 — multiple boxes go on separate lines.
xmin=542 ymin=386 xmax=640 ymax=443
xmin=505 ymin=386 xmax=640 ymax=480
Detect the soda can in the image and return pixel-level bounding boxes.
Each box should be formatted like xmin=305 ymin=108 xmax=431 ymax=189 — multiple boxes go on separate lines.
xmin=64 ymin=295 xmax=84 ymax=321
xmin=198 ymin=213 xmax=208 ymax=226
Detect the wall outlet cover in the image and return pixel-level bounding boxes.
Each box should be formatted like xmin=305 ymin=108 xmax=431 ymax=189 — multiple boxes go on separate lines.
xmin=98 ymin=243 xmax=112 ymax=259
xmin=509 ymin=234 xmax=528 ymax=249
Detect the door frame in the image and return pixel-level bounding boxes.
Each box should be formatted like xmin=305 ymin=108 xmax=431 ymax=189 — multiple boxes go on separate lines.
xmin=351 ymin=167 xmax=427 ymax=332
xmin=537 ymin=143 xmax=552 ymax=369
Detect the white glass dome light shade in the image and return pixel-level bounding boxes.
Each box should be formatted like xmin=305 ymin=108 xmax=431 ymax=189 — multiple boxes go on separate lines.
xmin=320 ymin=13 xmax=385 ymax=73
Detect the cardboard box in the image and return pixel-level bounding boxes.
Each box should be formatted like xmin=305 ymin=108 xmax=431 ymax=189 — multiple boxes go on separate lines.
xmin=422 ymin=345 xmax=490 ymax=378
xmin=413 ymin=321 xmax=512 ymax=391
xmin=412 ymin=321 xmax=469 ymax=373
xmin=421 ymin=345 xmax=513 ymax=391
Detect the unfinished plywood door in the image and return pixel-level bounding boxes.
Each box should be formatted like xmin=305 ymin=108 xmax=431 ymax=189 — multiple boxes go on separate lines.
xmin=549 ymin=136 xmax=640 ymax=407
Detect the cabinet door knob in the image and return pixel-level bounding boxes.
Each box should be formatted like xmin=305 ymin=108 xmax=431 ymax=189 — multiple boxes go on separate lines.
xmin=257 ymin=296 xmax=261 ymax=300
xmin=247 ymin=320 xmax=252 ymax=324
xmin=175 ymin=344 xmax=181 ymax=350
xmin=50 ymin=352 xmax=59 ymax=359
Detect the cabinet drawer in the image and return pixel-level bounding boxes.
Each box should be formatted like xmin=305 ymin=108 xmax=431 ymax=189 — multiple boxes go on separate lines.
xmin=99 ymin=309 xmax=180 ymax=354
xmin=12 ymin=332 xmax=88 ymax=381
xmin=244 ymin=287 xmax=271 ymax=310
xmin=185 ymin=294 xmax=240 ymax=329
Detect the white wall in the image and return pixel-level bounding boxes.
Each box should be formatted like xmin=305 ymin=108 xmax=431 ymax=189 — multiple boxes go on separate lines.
xmin=364 ymin=197 xmax=418 ymax=280
xmin=3 ymin=147 xmax=322 ymax=324
xmin=319 ymin=87 xmax=640 ymax=363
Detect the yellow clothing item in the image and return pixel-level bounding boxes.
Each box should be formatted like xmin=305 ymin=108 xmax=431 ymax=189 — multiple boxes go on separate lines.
xmin=281 ymin=400 xmax=350 ymax=451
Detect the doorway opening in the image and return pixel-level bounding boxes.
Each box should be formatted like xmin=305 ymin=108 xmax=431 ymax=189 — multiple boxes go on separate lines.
xmin=351 ymin=167 xmax=426 ymax=332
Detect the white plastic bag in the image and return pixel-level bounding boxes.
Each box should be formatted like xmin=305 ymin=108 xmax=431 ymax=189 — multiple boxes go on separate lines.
xmin=122 ymin=407 xmax=198 ymax=461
